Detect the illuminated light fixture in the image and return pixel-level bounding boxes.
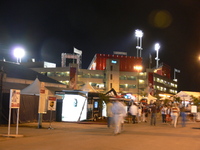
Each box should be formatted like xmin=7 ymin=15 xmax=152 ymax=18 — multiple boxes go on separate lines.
xmin=13 ymin=47 xmax=25 ymax=63
xmin=154 ymin=43 xmax=160 ymax=68
xmin=135 ymin=29 xmax=143 ymax=38
xmin=134 ymin=65 xmax=143 ymax=71
xmin=135 ymin=29 xmax=143 ymax=57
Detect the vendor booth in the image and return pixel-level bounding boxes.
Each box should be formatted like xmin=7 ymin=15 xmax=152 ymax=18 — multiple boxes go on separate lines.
xmin=56 ymin=90 xmax=88 ymax=122
xmin=176 ymin=91 xmax=200 ymax=105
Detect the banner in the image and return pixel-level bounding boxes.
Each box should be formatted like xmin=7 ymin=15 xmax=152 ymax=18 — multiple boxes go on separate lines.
xmin=38 ymin=89 xmax=48 ymax=113
xmin=69 ymin=67 xmax=77 ymax=89
xmin=47 ymin=96 xmax=57 ymax=111
xmin=10 ymin=89 xmax=20 ymax=108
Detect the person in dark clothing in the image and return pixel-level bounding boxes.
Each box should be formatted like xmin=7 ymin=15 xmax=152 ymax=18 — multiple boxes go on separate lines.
xmin=180 ymin=106 xmax=186 ymax=127
xmin=150 ymin=103 xmax=157 ymax=126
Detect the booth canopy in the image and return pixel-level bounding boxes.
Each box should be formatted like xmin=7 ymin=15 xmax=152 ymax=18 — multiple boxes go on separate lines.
xmin=80 ymin=82 xmax=97 ymax=92
xmin=176 ymin=91 xmax=200 ymax=101
xmin=21 ymin=78 xmax=41 ymax=95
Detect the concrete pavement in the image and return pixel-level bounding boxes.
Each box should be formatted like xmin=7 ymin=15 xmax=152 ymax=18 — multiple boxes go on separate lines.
xmin=0 ymin=119 xmax=200 ymax=150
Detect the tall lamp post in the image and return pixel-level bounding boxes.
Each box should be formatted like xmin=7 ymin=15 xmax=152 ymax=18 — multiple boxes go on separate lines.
xmin=155 ymin=43 xmax=160 ymax=68
xmin=135 ymin=29 xmax=143 ymax=57
xmin=13 ymin=48 xmax=25 ymax=63
xmin=134 ymin=65 xmax=143 ymax=101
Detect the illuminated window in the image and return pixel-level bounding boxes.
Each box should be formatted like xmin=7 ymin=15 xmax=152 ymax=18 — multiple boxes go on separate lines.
xmin=160 ymin=87 xmax=163 ymax=91
xmin=111 ymin=60 xmax=117 ymax=64
xmin=127 ymin=76 xmax=136 ymax=80
xmin=125 ymin=84 xmax=128 ymax=88
xmin=120 ymin=76 xmax=126 ymax=80
xmin=60 ymin=80 xmax=69 ymax=85
xmin=110 ymin=66 xmax=113 ymax=71
xmin=171 ymin=83 xmax=174 ymax=87
xmin=139 ymin=79 xmax=144 ymax=84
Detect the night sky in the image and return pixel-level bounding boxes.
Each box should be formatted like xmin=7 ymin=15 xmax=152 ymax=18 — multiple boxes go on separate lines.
xmin=0 ymin=0 xmax=199 ymax=92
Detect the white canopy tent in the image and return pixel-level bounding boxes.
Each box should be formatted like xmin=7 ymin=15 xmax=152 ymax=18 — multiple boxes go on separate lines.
xmin=21 ymin=78 xmax=41 ymax=95
xmin=176 ymin=91 xmax=200 ymax=101
xmin=80 ymin=82 xmax=97 ymax=92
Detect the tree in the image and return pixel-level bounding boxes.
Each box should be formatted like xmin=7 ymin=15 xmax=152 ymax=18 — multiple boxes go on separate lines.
xmin=191 ymin=95 xmax=200 ymax=112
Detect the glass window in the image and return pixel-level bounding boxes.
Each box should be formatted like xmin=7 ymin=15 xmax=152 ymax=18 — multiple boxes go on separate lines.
xmin=110 ymin=66 xmax=113 ymax=71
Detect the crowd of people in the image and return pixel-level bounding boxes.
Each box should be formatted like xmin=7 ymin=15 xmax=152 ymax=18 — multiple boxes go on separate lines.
xmin=106 ymin=99 xmax=191 ymax=135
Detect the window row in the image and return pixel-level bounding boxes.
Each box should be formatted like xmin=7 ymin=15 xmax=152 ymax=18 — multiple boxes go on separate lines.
xmin=154 ymin=77 xmax=177 ymax=88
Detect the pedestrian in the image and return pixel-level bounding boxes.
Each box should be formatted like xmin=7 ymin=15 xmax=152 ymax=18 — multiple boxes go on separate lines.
xmin=137 ymin=103 xmax=143 ymax=122
xmin=142 ymin=104 xmax=149 ymax=122
xmin=120 ymin=100 xmax=127 ymax=131
xmin=166 ymin=105 xmax=172 ymax=124
xmin=111 ymin=99 xmax=126 ymax=135
xmin=161 ymin=105 xmax=167 ymax=123
xmin=106 ymin=100 xmax=113 ymax=128
xmin=180 ymin=106 xmax=186 ymax=127
xmin=150 ymin=103 xmax=157 ymax=126
xmin=129 ymin=103 xmax=138 ymax=124
xmin=171 ymin=103 xmax=180 ymax=128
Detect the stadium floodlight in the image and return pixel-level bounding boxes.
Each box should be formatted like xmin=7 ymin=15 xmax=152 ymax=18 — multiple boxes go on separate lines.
xmin=13 ymin=47 xmax=25 ymax=63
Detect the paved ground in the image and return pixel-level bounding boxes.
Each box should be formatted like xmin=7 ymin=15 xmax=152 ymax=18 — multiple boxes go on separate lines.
xmin=0 ymin=118 xmax=200 ymax=150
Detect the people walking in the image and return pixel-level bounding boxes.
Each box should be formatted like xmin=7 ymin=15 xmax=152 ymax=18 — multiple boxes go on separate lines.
xmin=180 ymin=106 xmax=187 ymax=127
xmin=150 ymin=103 xmax=157 ymax=126
xmin=138 ymin=104 xmax=142 ymax=123
xmin=129 ymin=103 xmax=138 ymax=124
xmin=106 ymin=100 xmax=113 ymax=128
xmin=161 ymin=105 xmax=167 ymax=123
xmin=171 ymin=104 xmax=180 ymax=128
xmin=166 ymin=105 xmax=172 ymax=124
xmin=142 ymin=105 xmax=149 ymax=122
xmin=111 ymin=100 xmax=127 ymax=135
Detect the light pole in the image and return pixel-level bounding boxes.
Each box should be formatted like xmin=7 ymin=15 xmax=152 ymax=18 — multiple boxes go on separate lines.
xmin=134 ymin=65 xmax=143 ymax=101
xmin=155 ymin=43 xmax=160 ymax=68
xmin=13 ymin=48 xmax=25 ymax=63
xmin=135 ymin=29 xmax=143 ymax=57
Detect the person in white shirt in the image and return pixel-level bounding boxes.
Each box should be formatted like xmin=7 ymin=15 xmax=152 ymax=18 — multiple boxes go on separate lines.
xmin=111 ymin=100 xmax=127 ymax=135
xmin=129 ymin=103 xmax=139 ymax=124
xmin=171 ymin=104 xmax=180 ymax=128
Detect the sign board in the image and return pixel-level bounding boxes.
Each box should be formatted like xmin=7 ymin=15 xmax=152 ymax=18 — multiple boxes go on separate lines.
xmin=8 ymin=89 xmax=21 ymax=135
xmin=47 ymin=96 xmax=57 ymax=111
xmin=191 ymin=105 xmax=197 ymax=113
xmin=10 ymin=89 xmax=20 ymax=108
xmin=113 ymin=51 xmax=127 ymax=56
xmin=38 ymin=89 xmax=48 ymax=113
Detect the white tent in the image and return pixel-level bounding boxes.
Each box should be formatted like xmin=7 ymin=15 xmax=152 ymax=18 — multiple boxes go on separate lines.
xmin=80 ymin=82 xmax=97 ymax=92
xmin=147 ymin=94 xmax=157 ymax=103
xmin=21 ymin=78 xmax=41 ymax=95
xmin=176 ymin=91 xmax=200 ymax=101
